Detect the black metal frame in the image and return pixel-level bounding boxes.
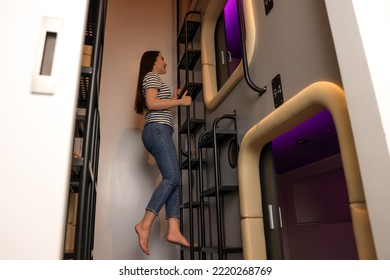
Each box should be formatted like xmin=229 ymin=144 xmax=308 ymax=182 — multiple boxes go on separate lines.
xmin=66 ymin=0 xmax=107 ymax=260
xmin=198 ymin=112 xmax=242 ymax=259
xmin=176 ymin=7 xmax=204 ymax=260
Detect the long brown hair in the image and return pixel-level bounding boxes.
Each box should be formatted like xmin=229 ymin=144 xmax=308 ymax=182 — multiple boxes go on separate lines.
xmin=134 ymin=51 xmax=160 ymax=114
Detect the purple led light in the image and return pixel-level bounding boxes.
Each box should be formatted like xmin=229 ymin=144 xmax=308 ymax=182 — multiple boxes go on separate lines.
xmin=224 ymin=0 xmax=243 ymax=58
xmin=272 ymin=109 xmax=341 ymax=173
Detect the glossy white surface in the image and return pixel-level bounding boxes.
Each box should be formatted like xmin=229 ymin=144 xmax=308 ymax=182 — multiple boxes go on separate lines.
xmin=0 ymin=0 xmax=89 ymax=259
xmin=325 ymin=0 xmax=390 ymax=259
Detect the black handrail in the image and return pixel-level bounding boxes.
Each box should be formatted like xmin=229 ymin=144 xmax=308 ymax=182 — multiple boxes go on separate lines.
xmin=236 ymin=0 xmax=267 ymax=95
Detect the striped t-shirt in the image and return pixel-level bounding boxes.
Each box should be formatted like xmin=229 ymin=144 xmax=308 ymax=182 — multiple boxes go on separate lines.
xmin=142 ymin=72 xmax=173 ymax=128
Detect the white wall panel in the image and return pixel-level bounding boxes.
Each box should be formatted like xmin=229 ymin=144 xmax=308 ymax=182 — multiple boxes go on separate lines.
xmin=0 ymin=0 xmax=89 ymax=259
xmin=325 ymin=0 xmax=390 ymax=259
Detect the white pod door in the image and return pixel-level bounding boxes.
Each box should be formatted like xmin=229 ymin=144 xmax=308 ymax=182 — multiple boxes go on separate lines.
xmin=0 ymin=0 xmax=89 ymax=259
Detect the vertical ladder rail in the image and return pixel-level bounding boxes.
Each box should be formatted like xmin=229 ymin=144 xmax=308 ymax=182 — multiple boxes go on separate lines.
xmin=74 ymin=0 xmax=105 ymax=260
xmin=178 ymin=10 xmax=201 ymax=260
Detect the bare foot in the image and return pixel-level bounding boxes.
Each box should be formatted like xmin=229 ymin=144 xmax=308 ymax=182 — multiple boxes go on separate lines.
xmin=135 ymin=223 xmax=151 ymax=255
xmin=166 ymin=232 xmax=192 ymax=247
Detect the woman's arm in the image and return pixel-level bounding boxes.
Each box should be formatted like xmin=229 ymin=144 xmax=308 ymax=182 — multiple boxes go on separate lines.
xmin=145 ymin=88 xmax=191 ymax=110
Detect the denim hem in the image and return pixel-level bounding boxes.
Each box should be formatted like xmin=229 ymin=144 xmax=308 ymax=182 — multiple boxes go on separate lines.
xmin=165 ymin=215 xmax=180 ymax=220
xmin=145 ymin=208 xmax=159 ymax=216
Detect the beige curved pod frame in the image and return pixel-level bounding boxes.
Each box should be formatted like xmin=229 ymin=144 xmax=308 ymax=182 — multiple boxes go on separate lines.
xmin=201 ymin=0 xmax=256 ymax=111
xmin=238 ymin=82 xmax=376 ymax=260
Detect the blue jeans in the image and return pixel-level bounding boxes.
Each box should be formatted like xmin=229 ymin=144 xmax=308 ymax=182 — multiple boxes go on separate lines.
xmin=142 ymin=122 xmax=181 ymax=219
